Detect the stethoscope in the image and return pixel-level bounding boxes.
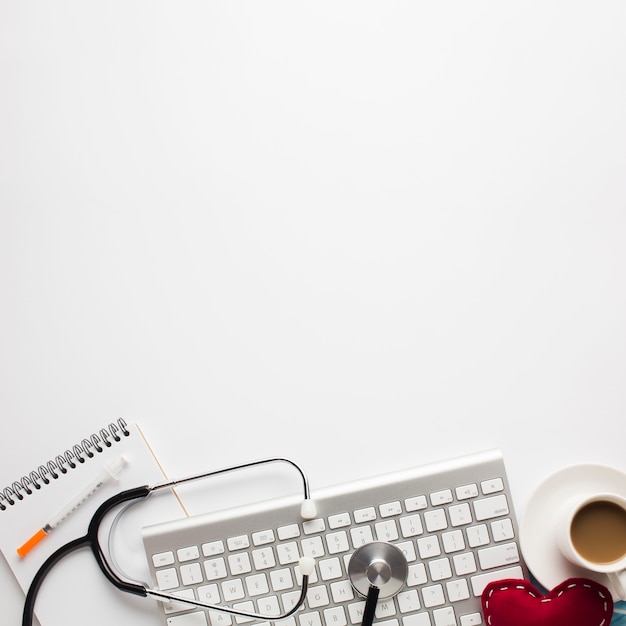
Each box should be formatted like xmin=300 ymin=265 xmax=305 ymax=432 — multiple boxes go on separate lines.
xmin=349 ymin=541 xmax=409 ymax=626
xmin=22 ymin=457 xmax=410 ymax=626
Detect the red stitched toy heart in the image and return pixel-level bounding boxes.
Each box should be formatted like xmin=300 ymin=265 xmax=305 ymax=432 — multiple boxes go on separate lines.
xmin=481 ymin=578 xmax=613 ymax=626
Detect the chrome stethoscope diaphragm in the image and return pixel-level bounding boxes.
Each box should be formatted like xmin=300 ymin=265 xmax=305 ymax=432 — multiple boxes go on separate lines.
xmin=348 ymin=542 xmax=409 ymax=626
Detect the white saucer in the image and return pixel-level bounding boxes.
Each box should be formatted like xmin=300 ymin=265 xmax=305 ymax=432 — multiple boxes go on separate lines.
xmin=519 ymin=463 xmax=626 ymax=597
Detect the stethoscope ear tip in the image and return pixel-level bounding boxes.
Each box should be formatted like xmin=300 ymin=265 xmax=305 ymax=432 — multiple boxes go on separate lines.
xmin=298 ymin=556 xmax=316 ymax=576
xmin=300 ymin=499 xmax=317 ymax=519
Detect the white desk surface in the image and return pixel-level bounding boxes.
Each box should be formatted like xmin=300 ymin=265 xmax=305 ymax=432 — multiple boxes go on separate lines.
xmin=2 ymin=2 xmax=625 ymax=624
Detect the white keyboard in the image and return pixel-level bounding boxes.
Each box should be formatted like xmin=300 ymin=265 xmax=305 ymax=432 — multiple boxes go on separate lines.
xmin=142 ymin=450 xmax=528 ymax=626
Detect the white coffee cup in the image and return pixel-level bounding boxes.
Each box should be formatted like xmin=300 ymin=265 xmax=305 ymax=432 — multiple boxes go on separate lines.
xmin=556 ymin=492 xmax=626 ymax=600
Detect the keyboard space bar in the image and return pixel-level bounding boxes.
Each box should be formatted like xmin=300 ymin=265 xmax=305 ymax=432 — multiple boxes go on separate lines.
xmin=166 ymin=612 xmax=208 ymax=626
xmin=471 ymin=566 xmax=525 ymax=597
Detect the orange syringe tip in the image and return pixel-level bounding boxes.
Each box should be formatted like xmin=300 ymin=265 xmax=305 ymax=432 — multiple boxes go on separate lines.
xmin=17 ymin=528 xmax=48 ymax=558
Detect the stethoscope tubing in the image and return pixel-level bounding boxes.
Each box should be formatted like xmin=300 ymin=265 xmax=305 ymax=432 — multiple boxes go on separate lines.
xmin=23 ymin=486 xmax=150 ymax=626
xmin=22 ymin=459 xmax=314 ymax=626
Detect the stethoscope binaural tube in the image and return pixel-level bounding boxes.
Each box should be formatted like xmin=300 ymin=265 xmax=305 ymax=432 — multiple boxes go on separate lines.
xmin=148 ymin=457 xmax=317 ymax=520
xmin=22 ymin=458 xmax=317 ymax=626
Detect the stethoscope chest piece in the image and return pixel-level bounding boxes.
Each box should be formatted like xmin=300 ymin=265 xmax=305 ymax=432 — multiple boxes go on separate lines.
xmin=348 ymin=541 xmax=408 ymax=599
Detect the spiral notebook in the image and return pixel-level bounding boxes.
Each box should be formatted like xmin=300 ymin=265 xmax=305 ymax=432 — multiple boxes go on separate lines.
xmin=0 ymin=419 xmax=186 ymax=626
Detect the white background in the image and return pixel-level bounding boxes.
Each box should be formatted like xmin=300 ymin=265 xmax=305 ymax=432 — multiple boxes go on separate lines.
xmin=1 ymin=2 xmax=625 ymax=624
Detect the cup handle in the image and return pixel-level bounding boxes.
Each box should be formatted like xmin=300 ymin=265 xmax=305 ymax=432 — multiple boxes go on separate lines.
xmin=607 ymin=570 xmax=626 ymax=602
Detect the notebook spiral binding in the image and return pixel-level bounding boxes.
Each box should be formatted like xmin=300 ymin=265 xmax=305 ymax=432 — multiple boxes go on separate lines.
xmin=0 ymin=418 xmax=130 ymax=511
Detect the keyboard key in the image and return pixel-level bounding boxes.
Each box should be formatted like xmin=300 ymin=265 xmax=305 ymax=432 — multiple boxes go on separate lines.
xmin=395 ymin=540 xmax=417 ymax=562
xmin=222 ymin=578 xmax=245 ymax=601
xmin=178 ymin=546 xmax=200 ymax=562
xmin=398 ymin=589 xmax=421 ymax=613
xmin=283 ymin=590 xmax=305 ymax=611
xmin=466 ymin=524 xmax=489 ymax=548
xmin=470 ymin=566 xmax=524 ymax=596
xmin=460 ymin=613 xmax=483 ymax=626
xmin=197 ymin=583 xmax=220 ymax=603
xmin=326 ymin=530 xmax=350 ymax=554
xmin=442 ymin=530 xmax=465 ymax=553
xmin=153 ymin=551 xmax=175 ymax=567
xmin=477 ymin=542 xmax=519 ymax=570
xmin=428 ymin=558 xmax=452 ymax=581
xmin=163 ymin=588 xmax=196 ymax=614
xmin=446 ymin=579 xmax=470 ymax=602
xmin=231 ymin=601 xmax=253 ymax=624
xmin=302 ymin=536 xmax=325 ymax=558
xmin=452 ymin=552 xmax=477 ymax=576
xmin=277 ymin=542 xmax=300 ymax=565
xmin=328 ymin=513 xmax=351 ymax=528
xmin=324 ymin=606 xmax=347 ymax=626
xmin=246 ymin=573 xmax=269 ymax=596
xmin=319 ymin=557 xmax=343 ymax=581
xmin=380 ymin=501 xmax=403 ymax=517
xmin=303 ymin=518 xmax=326 ymax=535
xmin=229 ymin=553 xmax=252 ymax=574
xmin=430 ymin=490 xmax=453 ymax=506
xmin=228 ymin=535 xmax=250 ymax=551
xmin=277 ymin=524 xmax=300 ymax=540
xmin=407 ymin=563 xmax=427 ymax=586
xmin=490 ymin=518 xmax=514 ymax=542
xmin=156 ymin=567 xmax=179 ymax=590
xmin=424 ymin=510 xmax=447 ymax=532
xmin=167 ymin=612 xmax=208 ymax=626
xmin=418 ymin=535 xmax=442 ymax=559
xmin=330 ymin=580 xmax=354 ymax=603
xmin=350 ymin=525 xmax=374 ymax=547
xmin=299 ymin=611 xmax=323 ymax=626
xmin=400 ymin=514 xmax=424 ymax=538
xmin=348 ymin=601 xmax=367 ymax=624
xmin=473 ymin=495 xmax=509 ymax=521
xmin=405 ymin=495 xmax=428 ymax=511
xmin=257 ymin=595 xmax=281 ymax=617
xmin=181 ymin=563 xmax=203 ymax=586
xmin=354 ymin=507 xmax=376 ymax=523
xmin=202 ymin=541 xmax=224 ymax=557
xmin=208 ymin=610 xmax=232 ymax=626
xmin=270 ymin=567 xmax=294 ymax=591
xmin=403 ymin=613 xmax=432 ymax=626
xmin=374 ymin=598 xmax=397 ymax=618
xmin=422 ymin=584 xmax=445 ymax=608
xmin=252 ymin=547 xmax=276 ymax=570
xmin=252 ymin=530 xmax=275 ymax=546
xmin=480 ymin=478 xmax=504 ymax=494
xmin=307 ymin=585 xmax=330 ymax=608
xmin=204 ymin=557 xmax=228 ymax=580
xmin=448 ymin=503 xmax=472 ymax=527
xmin=455 ymin=484 xmax=478 ymax=500
xmin=432 ymin=607 xmax=456 ymax=626
xmin=375 ymin=519 xmax=399 ymax=541
xmin=376 ymin=620 xmax=399 ymax=626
